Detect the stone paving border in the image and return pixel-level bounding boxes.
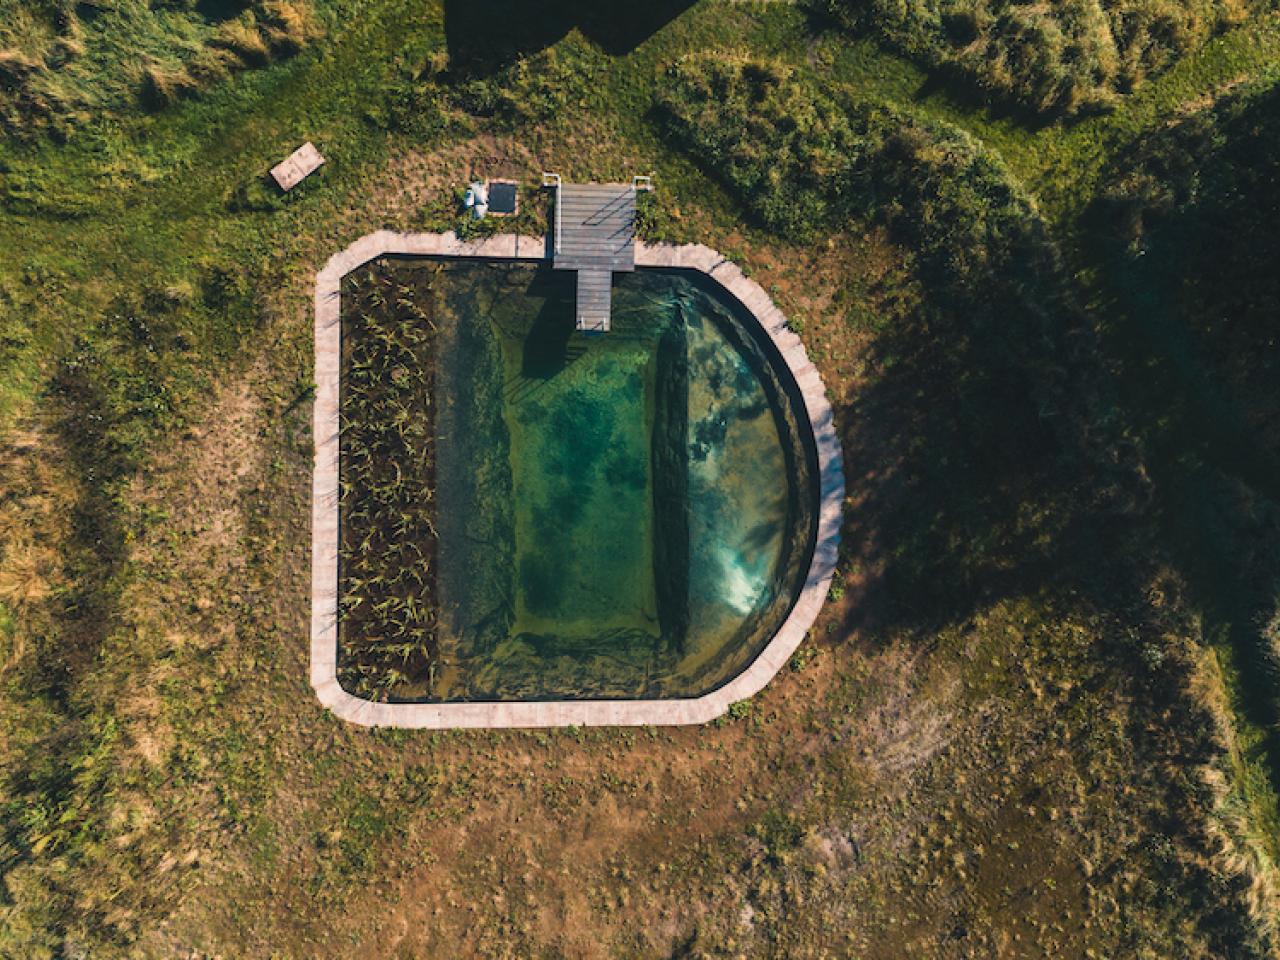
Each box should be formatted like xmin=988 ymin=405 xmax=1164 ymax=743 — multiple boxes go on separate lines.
xmin=312 ymin=231 xmax=844 ymax=727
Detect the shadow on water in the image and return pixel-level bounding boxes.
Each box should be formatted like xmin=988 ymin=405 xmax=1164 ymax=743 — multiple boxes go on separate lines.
xmin=499 ymin=268 xmax=580 ymax=407
xmin=443 ymin=0 xmax=697 ymax=76
xmin=519 ymin=274 xmax=577 ymax=380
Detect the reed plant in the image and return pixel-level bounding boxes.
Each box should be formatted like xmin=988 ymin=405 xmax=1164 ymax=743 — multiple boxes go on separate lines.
xmin=338 ymin=264 xmax=439 ymax=700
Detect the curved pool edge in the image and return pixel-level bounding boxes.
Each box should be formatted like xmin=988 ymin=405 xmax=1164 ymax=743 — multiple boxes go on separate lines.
xmin=311 ymin=231 xmax=844 ymax=728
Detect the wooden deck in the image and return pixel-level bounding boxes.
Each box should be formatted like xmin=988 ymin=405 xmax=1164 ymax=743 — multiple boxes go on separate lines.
xmin=550 ymin=182 xmax=637 ymax=333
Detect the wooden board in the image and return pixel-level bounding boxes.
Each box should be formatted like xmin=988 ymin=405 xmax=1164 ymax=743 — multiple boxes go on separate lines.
xmin=270 ymin=141 xmax=325 ymax=191
xmin=552 ymin=183 xmax=637 ymax=270
xmin=551 ymin=182 xmax=637 ymax=333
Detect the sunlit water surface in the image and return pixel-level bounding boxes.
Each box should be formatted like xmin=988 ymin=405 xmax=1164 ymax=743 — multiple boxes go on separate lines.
xmin=376 ymin=261 xmax=815 ymax=700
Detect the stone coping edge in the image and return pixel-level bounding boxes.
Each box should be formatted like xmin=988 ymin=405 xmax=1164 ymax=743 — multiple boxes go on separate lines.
xmin=312 ymin=231 xmax=844 ymax=728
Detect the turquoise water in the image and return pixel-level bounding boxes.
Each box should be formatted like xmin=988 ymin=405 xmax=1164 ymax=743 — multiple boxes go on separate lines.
xmin=360 ymin=260 xmax=815 ymax=701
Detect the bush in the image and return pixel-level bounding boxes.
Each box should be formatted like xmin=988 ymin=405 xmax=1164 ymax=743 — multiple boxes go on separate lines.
xmin=139 ymin=61 xmax=200 ymax=110
xmin=450 ymin=40 xmax=604 ymax=130
xmin=0 ymin=0 xmax=322 ymax=134
xmin=822 ymin=0 xmax=1263 ymax=117
xmin=657 ymin=55 xmax=1058 ymax=296
xmin=659 ymin=55 xmax=1126 ymax=616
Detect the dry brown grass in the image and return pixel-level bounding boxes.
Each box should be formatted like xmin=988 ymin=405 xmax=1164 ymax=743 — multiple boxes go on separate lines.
xmin=0 ymin=46 xmax=42 ymax=82
xmin=0 ymin=429 xmax=69 ymax=676
xmin=139 ymin=61 xmax=200 ymax=109
xmin=211 ymin=19 xmax=272 ymax=67
xmin=0 ymin=0 xmax=323 ymax=134
xmin=0 ymin=533 xmax=57 ymax=607
xmin=260 ymin=0 xmax=323 ymax=54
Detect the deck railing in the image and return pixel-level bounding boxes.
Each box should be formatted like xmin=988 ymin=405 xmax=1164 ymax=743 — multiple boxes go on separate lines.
xmin=542 ymin=172 xmax=563 ymax=255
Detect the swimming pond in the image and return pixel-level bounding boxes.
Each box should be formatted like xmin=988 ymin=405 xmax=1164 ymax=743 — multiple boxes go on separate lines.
xmin=337 ymin=258 xmax=818 ymax=702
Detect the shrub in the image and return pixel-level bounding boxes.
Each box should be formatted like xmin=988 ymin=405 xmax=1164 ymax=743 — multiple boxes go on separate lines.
xmin=259 ymin=0 xmax=320 ymax=55
xmin=211 ymin=17 xmax=273 ymax=67
xmin=0 ymin=0 xmax=323 ymax=134
xmin=375 ymin=56 xmax=453 ymax=143
xmin=450 ymin=40 xmax=603 ymax=130
xmin=657 ymin=55 xmax=1057 ymax=295
xmin=660 ymin=55 xmax=1130 ymax=614
xmin=139 ymin=60 xmax=200 ymax=110
xmin=821 ymin=0 xmax=1264 ymax=117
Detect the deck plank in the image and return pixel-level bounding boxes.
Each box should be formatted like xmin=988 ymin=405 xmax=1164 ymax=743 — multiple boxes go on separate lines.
xmin=551 ymin=183 xmax=637 ymax=332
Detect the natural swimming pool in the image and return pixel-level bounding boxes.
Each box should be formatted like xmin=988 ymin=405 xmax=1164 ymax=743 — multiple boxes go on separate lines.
xmin=338 ymin=258 xmax=818 ymax=702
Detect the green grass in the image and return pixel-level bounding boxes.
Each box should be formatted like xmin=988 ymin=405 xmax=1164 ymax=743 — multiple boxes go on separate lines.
xmin=0 ymin=0 xmax=446 ymax=428
xmin=1214 ymin=640 xmax=1280 ymax=860
xmin=818 ymin=16 xmax=1280 ymax=221
xmin=0 ymin=0 xmax=321 ymax=139
xmin=1 ymin=0 xmax=1279 ymax=955
xmin=820 ymin=0 xmax=1272 ymax=119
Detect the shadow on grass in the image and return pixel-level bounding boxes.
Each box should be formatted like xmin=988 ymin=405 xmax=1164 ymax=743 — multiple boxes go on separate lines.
xmin=799 ymin=173 xmax=1142 ymax=644
xmin=809 ymin=193 xmax=1270 ymax=948
xmin=910 ymin=65 xmax=1119 ymax=134
xmin=830 ymin=278 xmax=1119 ymax=638
xmin=1076 ymin=80 xmax=1280 ymax=801
xmin=195 ymin=0 xmax=252 ymax=23
xmin=444 ymin=0 xmax=697 ymax=76
xmin=0 ymin=306 xmax=154 ymax=906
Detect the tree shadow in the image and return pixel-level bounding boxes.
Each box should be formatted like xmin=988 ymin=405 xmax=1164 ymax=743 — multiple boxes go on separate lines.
xmin=195 ymin=0 xmax=252 ymax=23
xmin=814 ymin=217 xmax=1262 ymax=943
xmin=823 ymin=221 xmax=1132 ymax=644
xmin=833 ymin=306 xmax=1092 ymax=639
xmin=911 ymin=68 xmax=1071 ymax=133
xmin=1077 ymin=83 xmax=1280 ymax=799
xmin=444 ymin=0 xmax=697 ymax=77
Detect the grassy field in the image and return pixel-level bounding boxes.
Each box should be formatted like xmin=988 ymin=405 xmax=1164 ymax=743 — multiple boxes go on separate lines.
xmin=820 ymin=0 xmax=1276 ymax=118
xmin=1 ymin=0 xmax=1279 ymax=956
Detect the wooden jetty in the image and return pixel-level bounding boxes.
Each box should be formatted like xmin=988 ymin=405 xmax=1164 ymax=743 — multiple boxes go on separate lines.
xmin=544 ymin=175 xmax=650 ymax=333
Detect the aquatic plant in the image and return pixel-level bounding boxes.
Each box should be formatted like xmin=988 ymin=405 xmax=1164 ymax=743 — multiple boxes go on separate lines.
xmin=338 ymin=265 xmax=440 ymax=700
